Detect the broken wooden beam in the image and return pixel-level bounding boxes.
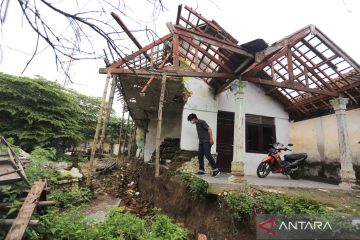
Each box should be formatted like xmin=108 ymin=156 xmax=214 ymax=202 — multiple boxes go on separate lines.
xmin=111 ymin=12 xmax=152 ymax=62
xmin=5 ymin=180 xmax=46 ymax=240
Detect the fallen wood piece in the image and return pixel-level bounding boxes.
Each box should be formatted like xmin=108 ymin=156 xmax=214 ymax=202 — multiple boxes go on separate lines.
xmin=0 ymin=169 xmax=21 ymax=177
xmin=96 ymin=162 xmax=116 ymax=174
xmin=5 ymin=180 xmax=46 ymax=240
xmin=0 ymin=201 xmax=55 ymax=208
xmin=0 ymin=220 xmax=39 ymax=227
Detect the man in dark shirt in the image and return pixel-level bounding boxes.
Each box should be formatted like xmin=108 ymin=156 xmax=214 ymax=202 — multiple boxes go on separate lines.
xmin=187 ymin=113 xmax=220 ymax=177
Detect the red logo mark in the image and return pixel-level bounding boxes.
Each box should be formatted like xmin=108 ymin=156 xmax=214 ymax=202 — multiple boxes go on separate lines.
xmin=258 ymin=217 xmax=276 ymax=236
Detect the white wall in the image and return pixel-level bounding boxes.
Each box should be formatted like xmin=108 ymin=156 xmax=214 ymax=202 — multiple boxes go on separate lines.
xmin=144 ymin=113 xmax=182 ymax=162
xmin=217 ymin=82 xmax=290 ymax=175
xmin=145 ymin=78 xmax=290 ymax=175
xmin=180 ymin=77 xmax=217 ymax=153
xmin=290 ymin=108 xmax=360 ymax=166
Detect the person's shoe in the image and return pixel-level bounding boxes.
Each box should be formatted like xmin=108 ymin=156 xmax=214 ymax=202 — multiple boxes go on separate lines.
xmin=195 ymin=170 xmax=205 ymax=175
xmin=212 ymin=170 xmax=220 ymax=177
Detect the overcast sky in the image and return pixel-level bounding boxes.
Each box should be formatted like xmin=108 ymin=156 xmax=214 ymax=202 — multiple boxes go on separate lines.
xmin=0 ymin=0 xmax=359 ymax=116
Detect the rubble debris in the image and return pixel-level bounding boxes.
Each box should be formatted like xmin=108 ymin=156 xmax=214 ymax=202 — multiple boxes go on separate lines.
xmin=59 ymin=167 xmax=83 ymax=179
xmin=151 ymin=138 xmax=180 ymax=164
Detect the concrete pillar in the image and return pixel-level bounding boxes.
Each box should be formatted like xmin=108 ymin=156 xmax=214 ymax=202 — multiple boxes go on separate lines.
xmin=228 ymin=79 xmax=246 ymax=183
xmin=329 ymin=97 xmax=356 ymax=183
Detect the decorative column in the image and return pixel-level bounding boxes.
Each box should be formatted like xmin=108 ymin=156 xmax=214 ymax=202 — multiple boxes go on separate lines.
xmin=329 ymin=97 xmax=356 ymax=183
xmin=229 ymin=79 xmax=246 ymax=183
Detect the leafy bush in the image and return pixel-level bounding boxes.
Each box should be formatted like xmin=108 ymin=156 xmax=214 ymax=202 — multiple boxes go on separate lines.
xmin=95 ymin=208 xmax=146 ymax=240
xmin=31 ymin=147 xmax=57 ymax=162
xmin=29 ymin=207 xmax=188 ymax=240
xmin=30 ymin=207 xmax=94 ymax=240
xmin=259 ymin=192 xmax=328 ymax=216
xmin=179 ymin=172 xmax=208 ymax=199
xmin=49 ymin=188 xmax=92 ymax=208
xmin=225 ymin=191 xmax=255 ymax=221
xmin=25 ymin=147 xmax=61 ymax=183
xmin=147 ymin=214 xmax=188 ymax=240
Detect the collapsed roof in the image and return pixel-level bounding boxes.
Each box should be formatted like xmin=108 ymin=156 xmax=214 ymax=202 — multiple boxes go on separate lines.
xmin=100 ymin=5 xmax=360 ymax=123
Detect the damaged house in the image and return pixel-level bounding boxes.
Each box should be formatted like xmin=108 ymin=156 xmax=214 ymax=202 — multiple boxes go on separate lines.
xmin=99 ymin=5 xmax=360 ymax=184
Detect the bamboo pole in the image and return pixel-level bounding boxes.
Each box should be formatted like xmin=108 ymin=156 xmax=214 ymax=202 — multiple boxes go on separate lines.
xmin=116 ymin=107 xmax=125 ymax=166
xmin=99 ymin=77 xmax=116 ymax=150
xmin=155 ymin=73 xmax=167 ymax=177
xmin=87 ymin=72 xmax=111 ymax=186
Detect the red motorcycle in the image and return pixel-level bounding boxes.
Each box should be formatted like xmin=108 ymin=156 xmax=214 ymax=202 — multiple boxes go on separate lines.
xmin=256 ymin=142 xmax=307 ymax=179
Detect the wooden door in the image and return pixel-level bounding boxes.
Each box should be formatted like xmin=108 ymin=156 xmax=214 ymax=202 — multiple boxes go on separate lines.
xmin=216 ymin=111 xmax=234 ymax=172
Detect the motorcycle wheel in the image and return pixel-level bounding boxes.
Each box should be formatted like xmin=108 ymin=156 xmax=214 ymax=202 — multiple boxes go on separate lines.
xmin=289 ymin=169 xmax=303 ymax=180
xmin=257 ymin=162 xmax=271 ymax=178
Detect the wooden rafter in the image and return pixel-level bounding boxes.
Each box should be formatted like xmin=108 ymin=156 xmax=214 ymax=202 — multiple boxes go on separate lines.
xmin=100 ymin=67 xmax=235 ymax=78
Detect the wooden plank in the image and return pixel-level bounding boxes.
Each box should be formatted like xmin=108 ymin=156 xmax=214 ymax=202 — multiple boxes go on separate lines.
xmin=0 ymin=201 xmax=55 ymax=208
xmin=173 ymin=33 xmax=180 ymax=69
xmin=155 ymin=73 xmax=167 ymax=178
xmin=5 ymin=180 xmax=46 ymax=240
xmin=0 ymin=169 xmax=21 ymax=177
xmin=7 ymin=148 xmax=28 ymax=183
xmin=1 ymin=220 xmax=39 ymax=227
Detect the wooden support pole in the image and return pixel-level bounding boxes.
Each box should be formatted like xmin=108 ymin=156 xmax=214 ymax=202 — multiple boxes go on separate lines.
xmin=99 ymin=77 xmax=117 ymax=150
xmin=116 ymin=108 xmax=125 ymax=166
xmin=87 ymin=72 xmax=111 ymax=186
xmin=122 ymin=114 xmax=130 ymax=156
xmin=5 ymin=180 xmax=46 ymax=240
xmin=127 ymin=124 xmax=134 ymax=158
xmin=155 ymin=73 xmax=167 ymax=178
xmin=129 ymin=125 xmax=137 ymax=158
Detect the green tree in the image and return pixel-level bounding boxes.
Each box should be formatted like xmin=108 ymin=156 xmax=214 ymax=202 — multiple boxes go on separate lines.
xmin=0 ymin=72 xmax=82 ymax=151
xmin=0 ymin=72 xmax=131 ymax=153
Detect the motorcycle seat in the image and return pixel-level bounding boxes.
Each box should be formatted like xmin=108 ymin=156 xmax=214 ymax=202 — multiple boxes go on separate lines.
xmin=284 ymin=153 xmax=307 ymax=162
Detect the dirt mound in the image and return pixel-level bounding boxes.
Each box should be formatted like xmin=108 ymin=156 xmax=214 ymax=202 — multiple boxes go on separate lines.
xmin=84 ymin=161 xmax=153 ymax=217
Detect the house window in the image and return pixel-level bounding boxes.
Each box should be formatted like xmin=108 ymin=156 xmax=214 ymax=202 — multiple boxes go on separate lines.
xmin=245 ymin=114 xmax=276 ymax=153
